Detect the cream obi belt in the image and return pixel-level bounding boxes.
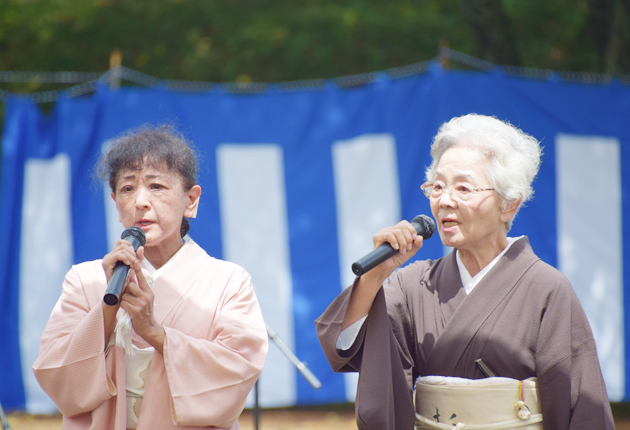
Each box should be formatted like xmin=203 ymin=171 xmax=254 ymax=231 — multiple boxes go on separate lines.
xmin=415 ymin=376 xmax=542 ymax=430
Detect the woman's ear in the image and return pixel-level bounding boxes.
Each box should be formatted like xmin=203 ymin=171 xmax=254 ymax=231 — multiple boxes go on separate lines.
xmin=184 ymin=185 xmax=202 ymax=218
xmin=500 ymin=198 xmax=521 ymax=224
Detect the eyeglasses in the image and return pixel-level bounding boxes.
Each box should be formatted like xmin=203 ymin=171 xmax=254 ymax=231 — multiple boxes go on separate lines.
xmin=421 ymin=181 xmax=495 ymax=202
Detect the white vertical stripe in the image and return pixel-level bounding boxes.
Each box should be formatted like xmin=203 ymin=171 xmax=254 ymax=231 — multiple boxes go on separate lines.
xmin=216 ymin=144 xmax=295 ymax=407
xmin=20 ymin=155 xmax=74 ymax=413
xmin=332 ymin=133 xmax=401 ymax=402
xmin=556 ymin=133 xmax=624 ymax=401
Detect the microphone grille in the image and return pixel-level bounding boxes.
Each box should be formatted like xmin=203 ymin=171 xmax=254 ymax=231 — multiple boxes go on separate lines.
xmin=121 ymin=226 xmax=147 ymax=247
xmin=411 ymin=214 xmax=436 ymax=239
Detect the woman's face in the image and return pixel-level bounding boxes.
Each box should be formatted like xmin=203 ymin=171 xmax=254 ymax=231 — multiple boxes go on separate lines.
xmin=111 ymin=163 xmax=200 ymax=251
xmin=430 ymin=145 xmax=512 ymax=252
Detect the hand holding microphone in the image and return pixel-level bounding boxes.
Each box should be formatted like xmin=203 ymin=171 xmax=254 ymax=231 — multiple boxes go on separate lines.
xmin=340 ymin=215 xmax=436 ymax=330
xmin=352 ymin=215 xmax=435 ymax=276
xmin=103 ymin=226 xmax=146 ymax=306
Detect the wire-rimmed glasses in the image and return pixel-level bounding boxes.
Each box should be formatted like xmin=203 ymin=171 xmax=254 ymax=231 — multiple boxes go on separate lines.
xmin=421 ymin=181 xmax=495 ymax=202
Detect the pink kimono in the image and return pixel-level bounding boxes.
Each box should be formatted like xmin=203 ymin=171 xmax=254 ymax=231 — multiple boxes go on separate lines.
xmin=33 ymin=239 xmax=268 ymax=429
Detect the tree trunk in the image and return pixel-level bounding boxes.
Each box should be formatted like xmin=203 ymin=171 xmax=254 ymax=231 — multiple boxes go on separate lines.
xmin=462 ymin=0 xmax=520 ymax=66
xmin=584 ymin=0 xmax=616 ymax=72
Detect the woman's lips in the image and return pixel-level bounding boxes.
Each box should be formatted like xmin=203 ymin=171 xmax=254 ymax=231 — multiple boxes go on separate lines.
xmin=442 ymin=220 xmax=459 ymax=232
xmin=136 ymin=220 xmax=153 ymax=229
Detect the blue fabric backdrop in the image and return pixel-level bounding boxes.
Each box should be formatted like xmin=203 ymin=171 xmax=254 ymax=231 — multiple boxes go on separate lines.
xmin=1 ymin=63 xmax=629 ymax=412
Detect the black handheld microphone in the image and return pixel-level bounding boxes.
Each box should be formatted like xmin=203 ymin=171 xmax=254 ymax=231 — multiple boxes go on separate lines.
xmin=103 ymin=226 xmax=146 ymax=306
xmin=351 ymin=215 xmax=436 ymax=277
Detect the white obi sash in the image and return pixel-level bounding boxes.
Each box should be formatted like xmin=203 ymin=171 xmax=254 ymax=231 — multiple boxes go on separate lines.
xmin=415 ymin=376 xmax=543 ymax=430
xmin=125 ymin=346 xmax=154 ymax=429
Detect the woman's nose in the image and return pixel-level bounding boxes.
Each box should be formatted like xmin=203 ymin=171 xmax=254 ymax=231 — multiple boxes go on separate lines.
xmin=135 ymin=187 xmax=151 ymax=208
xmin=438 ymin=187 xmax=457 ymax=207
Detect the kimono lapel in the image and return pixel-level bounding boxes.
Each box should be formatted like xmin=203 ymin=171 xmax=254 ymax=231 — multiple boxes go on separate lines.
xmin=151 ymin=239 xmax=207 ymax=325
xmin=431 ymin=251 xmax=467 ymax=328
xmin=424 ymin=237 xmax=539 ymax=375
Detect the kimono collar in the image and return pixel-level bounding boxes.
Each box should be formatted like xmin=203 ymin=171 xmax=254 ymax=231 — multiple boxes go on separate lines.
xmin=425 ymin=236 xmax=540 ymax=375
xmin=150 ymin=238 xmax=207 ymax=324
xmin=456 ymin=236 xmax=524 ymax=295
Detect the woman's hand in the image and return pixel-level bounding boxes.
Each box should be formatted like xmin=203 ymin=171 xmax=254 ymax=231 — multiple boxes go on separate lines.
xmin=342 ymin=221 xmax=424 ymax=330
xmin=102 ymin=242 xmax=145 ymax=346
xmin=120 ymin=260 xmax=165 ymax=354
xmin=368 ymin=220 xmax=424 ymax=283
xmin=102 ymin=239 xmax=145 ymax=284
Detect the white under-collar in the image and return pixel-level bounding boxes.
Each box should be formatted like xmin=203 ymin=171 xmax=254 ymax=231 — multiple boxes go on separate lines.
xmin=456 ymin=236 xmax=523 ymax=295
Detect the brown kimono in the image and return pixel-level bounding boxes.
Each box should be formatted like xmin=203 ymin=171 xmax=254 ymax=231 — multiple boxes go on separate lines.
xmin=315 ymin=237 xmax=615 ymax=430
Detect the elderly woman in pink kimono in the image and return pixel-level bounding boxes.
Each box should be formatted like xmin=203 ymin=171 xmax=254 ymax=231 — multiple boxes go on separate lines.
xmin=316 ymin=114 xmax=615 ymax=430
xmin=33 ymin=126 xmax=268 ymax=430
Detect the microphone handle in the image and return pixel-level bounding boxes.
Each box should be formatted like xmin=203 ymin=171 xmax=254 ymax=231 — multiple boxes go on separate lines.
xmin=352 ymin=243 xmax=398 ymax=277
xmin=103 ymin=261 xmax=131 ymax=305
xmin=351 ymin=215 xmax=435 ymax=277
xmin=102 ymin=226 xmax=146 ymax=306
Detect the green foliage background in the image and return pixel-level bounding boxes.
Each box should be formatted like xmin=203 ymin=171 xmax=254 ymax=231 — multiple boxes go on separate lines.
xmin=1 ymin=0 xmax=629 ymax=91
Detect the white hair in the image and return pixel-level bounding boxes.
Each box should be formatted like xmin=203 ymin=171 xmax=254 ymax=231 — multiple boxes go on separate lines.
xmin=425 ymin=114 xmax=542 ymax=230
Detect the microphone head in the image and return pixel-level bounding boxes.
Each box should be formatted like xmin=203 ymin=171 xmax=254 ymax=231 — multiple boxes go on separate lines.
xmin=121 ymin=226 xmax=146 ymax=247
xmin=411 ymin=214 xmax=436 ymax=240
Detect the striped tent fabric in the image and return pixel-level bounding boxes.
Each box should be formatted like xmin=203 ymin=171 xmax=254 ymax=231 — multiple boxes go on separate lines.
xmin=1 ymin=64 xmax=629 ymax=412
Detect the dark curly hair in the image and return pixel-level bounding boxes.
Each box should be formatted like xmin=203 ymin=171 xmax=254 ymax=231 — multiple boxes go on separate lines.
xmin=96 ymin=125 xmax=199 ymax=237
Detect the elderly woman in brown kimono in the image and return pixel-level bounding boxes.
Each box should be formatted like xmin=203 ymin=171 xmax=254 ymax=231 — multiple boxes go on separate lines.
xmin=316 ymin=114 xmax=615 ymax=429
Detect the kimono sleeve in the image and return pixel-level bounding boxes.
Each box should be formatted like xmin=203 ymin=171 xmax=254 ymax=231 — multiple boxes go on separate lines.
xmin=315 ymin=266 xmax=422 ymax=377
xmin=315 ymin=265 xmax=425 ymax=430
xmin=161 ymin=266 xmax=268 ymax=428
xmin=32 ymin=263 xmax=117 ymax=417
xmin=314 ymin=277 xmax=367 ymax=373
xmin=534 ymin=266 xmax=615 ymax=429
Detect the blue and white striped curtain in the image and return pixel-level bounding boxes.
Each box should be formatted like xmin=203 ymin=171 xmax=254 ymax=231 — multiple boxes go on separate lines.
xmin=2 ymin=65 xmax=629 ymax=413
